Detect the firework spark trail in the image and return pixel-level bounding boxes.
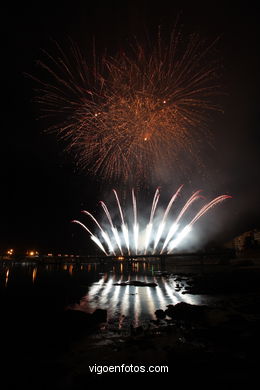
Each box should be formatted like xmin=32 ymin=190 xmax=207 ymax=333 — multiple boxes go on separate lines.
xmin=153 ymin=185 xmax=183 ymax=252
xmin=35 ymin=30 xmax=221 ymax=183
xmin=188 ymin=195 xmax=232 ymax=226
xmin=101 ymin=232 xmax=115 ymax=255
xmin=160 ymin=223 xmax=179 ymax=254
xmin=100 ymin=201 xmax=123 ymax=255
xmin=162 ymin=185 xmax=183 ymax=223
xmin=167 ymin=195 xmax=232 ymax=253
xmin=71 ymin=220 xmax=108 ymax=255
xmin=150 ymin=188 xmax=160 ymax=224
xmin=111 ymin=227 xmax=123 ymax=256
xmin=167 ymin=225 xmax=192 ymax=253
xmin=73 ymin=188 xmax=231 ymax=256
xmin=113 ymin=189 xmax=130 ymax=255
xmin=81 ymin=210 xmax=103 ymax=231
xmin=100 ymin=202 xmax=113 ymax=226
xmin=144 ymin=223 xmax=153 ymax=255
xmin=81 ymin=210 xmax=115 ymax=255
xmin=122 ymin=224 xmax=130 ymax=256
xmin=144 ymin=188 xmax=160 ymax=254
xmin=174 ymin=190 xmax=204 ymax=224
xmin=113 ymin=189 xmax=125 ymax=225
xmin=132 ymin=189 xmax=139 ymax=255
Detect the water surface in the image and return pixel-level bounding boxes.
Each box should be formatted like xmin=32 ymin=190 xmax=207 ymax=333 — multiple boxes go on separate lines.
xmin=0 ymin=260 xmax=214 ymax=331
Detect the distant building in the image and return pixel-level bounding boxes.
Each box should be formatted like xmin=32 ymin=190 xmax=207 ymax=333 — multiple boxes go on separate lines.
xmin=226 ymin=229 xmax=260 ymax=252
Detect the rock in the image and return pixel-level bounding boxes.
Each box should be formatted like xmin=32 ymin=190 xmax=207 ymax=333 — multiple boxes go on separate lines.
xmin=92 ymin=309 xmax=107 ymax=323
xmin=114 ymin=280 xmax=157 ymax=287
xmin=130 ymin=280 xmax=157 ymax=287
xmin=130 ymin=325 xmax=144 ymax=336
xmin=150 ymin=319 xmax=161 ymax=326
xmin=62 ymin=309 xmax=95 ymax=334
xmin=154 ymin=271 xmax=171 ymax=277
xmin=155 ymin=309 xmax=166 ymax=319
xmin=62 ymin=308 xmax=108 ymax=338
xmin=165 ymin=305 xmax=175 ymax=318
xmin=165 ymin=302 xmax=208 ymax=324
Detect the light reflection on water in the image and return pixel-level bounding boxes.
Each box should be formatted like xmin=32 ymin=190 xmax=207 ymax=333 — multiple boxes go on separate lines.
xmin=69 ymin=264 xmax=203 ymax=327
xmin=5 ymin=268 xmax=9 ymax=287
xmin=0 ymin=261 xmax=209 ymax=328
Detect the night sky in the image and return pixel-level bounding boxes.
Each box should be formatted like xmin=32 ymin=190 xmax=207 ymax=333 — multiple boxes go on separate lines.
xmin=0 ymin=1 xmax=259 ymax=254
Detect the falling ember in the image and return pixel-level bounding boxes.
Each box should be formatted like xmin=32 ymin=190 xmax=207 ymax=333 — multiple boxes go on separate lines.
xmin=72 ymin=187 xmax=231 ymax=255
xmin=34 ymin=27 xmax=221 ymax=184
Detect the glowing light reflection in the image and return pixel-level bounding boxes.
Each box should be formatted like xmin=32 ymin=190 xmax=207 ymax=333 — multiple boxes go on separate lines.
xmin=120 ymin=285 xmax=130 ymax=317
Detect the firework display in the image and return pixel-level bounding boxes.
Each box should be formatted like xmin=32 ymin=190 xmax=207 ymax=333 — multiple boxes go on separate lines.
xmin=72 ymin=187 xmax=231 ymax=256
xmin=36 ymin=30 xmax=220 ymax=183
xmin=35 ymin=28 xmax=230 ymax=255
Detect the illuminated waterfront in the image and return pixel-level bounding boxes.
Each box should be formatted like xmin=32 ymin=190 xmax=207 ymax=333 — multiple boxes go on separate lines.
xmin=0 ymin=260 xmax=235 ymax=330
xmin=2 ymin=256 xmax=260 ymax=388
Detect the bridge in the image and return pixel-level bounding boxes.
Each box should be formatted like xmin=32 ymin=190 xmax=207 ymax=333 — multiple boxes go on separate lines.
xmin=0 ymin=249 xmax=235 ymax=266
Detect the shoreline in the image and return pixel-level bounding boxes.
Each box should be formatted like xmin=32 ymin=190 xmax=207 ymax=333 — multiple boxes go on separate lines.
xmin=44 ymin=266 xmax=260 ymax=386
xmin=2 ymin=259 xmax=260 ymax=388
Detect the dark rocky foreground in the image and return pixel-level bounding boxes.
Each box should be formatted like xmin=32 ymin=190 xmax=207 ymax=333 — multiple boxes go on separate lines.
xmin=2 ymin=265 xmax=260 ymax=388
